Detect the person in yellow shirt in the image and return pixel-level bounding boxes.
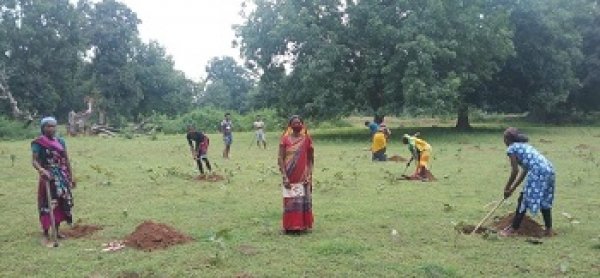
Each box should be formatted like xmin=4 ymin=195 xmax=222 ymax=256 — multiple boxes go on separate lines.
xmin=402 ymin=133 xmax=434 ymax=180
xmin=371 ymin=125 xmax=387 ymax=161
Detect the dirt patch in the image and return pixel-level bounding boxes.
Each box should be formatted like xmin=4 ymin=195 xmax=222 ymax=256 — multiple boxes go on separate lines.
xmin=61 ymin=224 xmax=103 ymax=238
xmin=491 ymin=213 xmax=545 ymax=237
xmin=459 ymin=213 xmax=547 ymax=237
xmin=399 ymin=169 xmax=436 ymax=182
xmin=539 ymin=138 xmax=553 ymax=144
xmin=235 ymin=273 xmax=254 ymax=278
xmin=195 ymin=174 xmax=225 ymax=182
xmin=388 ymin=155 xmax=407 ymax=162
xmin=124 ymin=221 xmax=193 ymax=251
xmin=576 ymin=144 xmax=591 ymax=150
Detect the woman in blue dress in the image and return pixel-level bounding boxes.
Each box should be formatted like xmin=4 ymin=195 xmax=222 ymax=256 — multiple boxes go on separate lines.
xmin=500 ymin=127 xmax=555 ymax=237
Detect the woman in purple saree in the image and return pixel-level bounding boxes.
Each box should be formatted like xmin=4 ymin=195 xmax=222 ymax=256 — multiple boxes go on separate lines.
xmin=31 ymin=117 xmax=76 ymax=247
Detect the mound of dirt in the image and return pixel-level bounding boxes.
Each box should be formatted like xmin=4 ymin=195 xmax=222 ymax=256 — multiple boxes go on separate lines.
xmin=460 ymin=213 xmax=547 ymax=237
xmin=388 ymin=155 xmax=408 ymax=162
xmin=61 ymin=224 xmax=103 ymax=238
xmin=491 ymin=213 xmax=545 ymax=237
xmin=195 ymin=174 xmax=225 ymax=182
xmin=124 ymin=221 xmax=192 ymax=251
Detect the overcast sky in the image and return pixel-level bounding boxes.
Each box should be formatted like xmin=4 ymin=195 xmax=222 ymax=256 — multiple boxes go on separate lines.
xmin=118 ymin=0 xmax=245 ymax=81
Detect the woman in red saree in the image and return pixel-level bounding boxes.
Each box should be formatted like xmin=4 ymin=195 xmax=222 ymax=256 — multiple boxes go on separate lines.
xmin=278 ymin=115 xmax=314 ymax=233
xmin=31 ymin=117 xmax=76 ymax=247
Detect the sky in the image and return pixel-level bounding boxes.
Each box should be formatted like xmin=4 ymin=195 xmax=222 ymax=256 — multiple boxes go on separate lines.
xmin=118 ymin=0 xmax=246 ymax=81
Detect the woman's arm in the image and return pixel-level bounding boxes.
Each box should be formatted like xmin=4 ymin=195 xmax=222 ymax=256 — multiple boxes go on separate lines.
xmin=278 ymin=143 xmax=290 ymax=188
xmin=504 ymin=155 xmax=520 ymax=198
xmin=32 ymin=153 xmax=51 ymax=179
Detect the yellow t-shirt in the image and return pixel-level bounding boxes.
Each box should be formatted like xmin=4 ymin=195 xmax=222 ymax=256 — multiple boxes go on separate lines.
xmin=372 ymin=132 xmax=387 ymax=152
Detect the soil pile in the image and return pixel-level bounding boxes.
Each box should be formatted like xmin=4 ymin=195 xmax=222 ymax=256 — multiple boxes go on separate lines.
xmin=124 ymin=221 xmax=192 ymax=251
xmin=62 ymin=224 xmax=102 ymax=238
xmin=195 ymin=174 xmax=225 ymax=182
xmin=388 ymin=155 xmax=407 ymax=162
xmin=491 ymin=213 xmax=545 ymax=237
xmin=460 ymin=213 xmax=546 ymax=237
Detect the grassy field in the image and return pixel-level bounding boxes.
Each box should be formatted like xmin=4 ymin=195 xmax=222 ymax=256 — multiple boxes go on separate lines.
xmin=1 ymin=124 xmax=599 ymax=277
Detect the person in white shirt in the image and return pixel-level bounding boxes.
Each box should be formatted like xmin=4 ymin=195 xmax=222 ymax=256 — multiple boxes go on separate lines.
xmin=253 ymin=115 xmax=267 ymax=149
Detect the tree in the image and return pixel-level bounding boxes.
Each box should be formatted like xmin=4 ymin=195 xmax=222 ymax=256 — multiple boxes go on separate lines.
xmin=398 ymin=0 xmax=515 ymax=129
xmin=133 ymin=41 xmax=194 ymax=117
xmin=0 ymin=0 xmax=88 ymax=118
xmin=486 ymin=0 xmax=584 ymax=122
xmin=84 ymin=0 xmax=142 ymax=122
xmin=201 ymin=56 xmax=253 ymax=113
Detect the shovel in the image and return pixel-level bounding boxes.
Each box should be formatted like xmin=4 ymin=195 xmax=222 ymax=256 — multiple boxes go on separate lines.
xmin=470 ymin=198 xmax=505 ymax=235
xmin=44 ymin=180 xmax=59 ymax=247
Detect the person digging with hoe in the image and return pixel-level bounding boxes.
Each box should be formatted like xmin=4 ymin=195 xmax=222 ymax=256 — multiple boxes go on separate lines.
xmin=402 ymin=133 xmax=435 ymax=181
xmin=187 ymin=125 xmax=212 ymax=176
xmin=499 ymin=127 xmax=555 ymax=237
xmin=31 ymin=117 xmax=76 ymax=247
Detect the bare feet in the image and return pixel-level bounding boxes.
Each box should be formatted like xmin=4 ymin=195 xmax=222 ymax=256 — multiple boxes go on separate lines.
xmin=41 ymin=237 xmax=58 ymax=247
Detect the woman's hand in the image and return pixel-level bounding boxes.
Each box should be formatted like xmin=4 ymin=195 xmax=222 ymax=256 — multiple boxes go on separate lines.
xmin=283 ymin=176 xmax=291 ymax=189
xmin=39 ymin=169 xmax=52 ymax=179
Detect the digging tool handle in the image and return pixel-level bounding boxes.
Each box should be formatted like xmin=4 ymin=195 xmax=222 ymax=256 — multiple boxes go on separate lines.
xmin=471 ymin=198 xmax=505 ymax=235
xmin=44 ymin=180 xmax=59 ymax=246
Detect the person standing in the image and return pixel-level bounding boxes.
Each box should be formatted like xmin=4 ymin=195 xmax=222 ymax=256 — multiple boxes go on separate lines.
xmin=500 ymin=127 xmax=555 ymax=237
xmin=31 ymin=117 xmax=76 ymax=247
xmin=187 ymin=125 xmax=212 ymax=175
xmin=220 ymin=113 xmax=233 ymax=159
xmin=278 ymin=115 xmax=314 ymax=234
xmin=253 ymin=115 xmax=267 ymax=149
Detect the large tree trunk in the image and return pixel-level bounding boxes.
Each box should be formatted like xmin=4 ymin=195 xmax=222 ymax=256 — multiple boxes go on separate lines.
xmin=455 ymin=104 xmax=472 ymax=130
xmin=0 ymin=71 xmax=35 ymax=124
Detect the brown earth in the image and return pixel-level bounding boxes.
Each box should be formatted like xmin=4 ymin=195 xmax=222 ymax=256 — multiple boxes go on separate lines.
xmin=461 ymin=213 xmax=547 ymax=237
xmin=61 ymin=224 xmax=102 ymax=238
xmin=388 ymin=155 xmax=408 ymax=162
xmin=124 ymin=221 xmax=193 ymax=251
xmin=195 ymin=174 xmax=225 ymax=182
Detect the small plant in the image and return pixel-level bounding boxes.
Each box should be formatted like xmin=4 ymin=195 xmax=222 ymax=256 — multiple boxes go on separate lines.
xmin=206 ymin=228 xmax=233 ymax=266
xmin=10 ymin=154 xmax=15 ymax=167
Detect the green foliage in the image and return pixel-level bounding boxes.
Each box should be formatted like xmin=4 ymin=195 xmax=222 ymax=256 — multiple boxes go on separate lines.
xmin=158 ymin=108 xmax=285 ymax=134
xmin=0 ymin=117 xmax=38 ymax=139
xmin=200 ymin=57 xmax=254 ymax=114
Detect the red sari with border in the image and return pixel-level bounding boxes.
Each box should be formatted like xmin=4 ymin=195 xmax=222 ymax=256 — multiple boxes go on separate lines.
xmin=280 ymin=133 xmax=314 ymax=231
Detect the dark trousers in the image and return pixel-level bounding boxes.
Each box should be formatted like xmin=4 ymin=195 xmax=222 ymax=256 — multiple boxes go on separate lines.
xmin=512 ymin=192 xmax=552 ymax=229
xmin=372 ymin=148 xmax=387 ymax=161
xmin=196 ymin=157 xmax=212 ymax=174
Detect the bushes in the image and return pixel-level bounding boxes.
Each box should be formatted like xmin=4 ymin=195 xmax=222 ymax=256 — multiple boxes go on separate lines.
xmin=0 ymin=117 xmax=38 ymax=140
xmin=157 ymin=108 xmax=355 ymax=134
xmin=158 ymin=108 xmax=286 ymax=134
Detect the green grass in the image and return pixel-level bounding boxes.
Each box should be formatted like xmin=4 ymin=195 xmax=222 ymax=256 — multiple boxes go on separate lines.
xmin=1 ymin=125 xmax=599 ymax=277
